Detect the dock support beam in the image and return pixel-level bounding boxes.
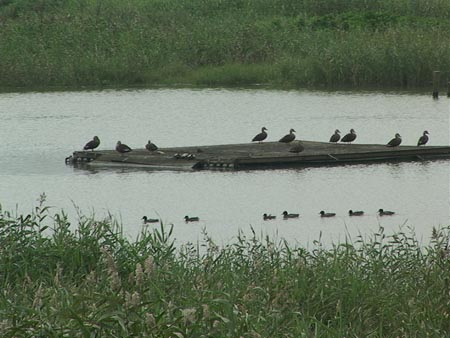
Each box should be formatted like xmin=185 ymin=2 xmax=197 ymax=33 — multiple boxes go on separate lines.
xmin=432 ymin=71 xmax=440 ymax=99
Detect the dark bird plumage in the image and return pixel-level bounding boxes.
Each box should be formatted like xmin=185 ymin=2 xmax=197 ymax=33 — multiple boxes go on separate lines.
xmin=289 ymin=141 xmax=305 ymax=154
xmin=116 ymin=141 xmax=132 ymax=153
xmin=142 ymin=216 xmax=159 ymax=224
xmin=282 ymin=211 xmax=299 ymax=219
xmin=184 ymin=215 xmax=199 ymax=222
xmin=83 ymin=136 xmax=100 ymax=151
xmin=329 ymin=129 xmax=341 ymax=143
xmin=279 ymin=129 xmax=296 ymax=143
xmin=386 ymin=133 xmax=402 ymax=147
xmin=378 ymin=209 xmax=395 ymax=216
xmin=263 ymin=213 xmax=276 ymax=220
xmin=417 ymin=130 xmax=429 ymax=146
xmin=145 ymin=140 xmax=158 ymax=151
xmin=341 ymin=129 xmax=356 ymax=143
xmin=252 ymin=127 xmax=268 ymax=143
xmin=348 ymin=210 xmax=364 ymax=216
xmin=320 ymin=210 xmax=336 ymax=217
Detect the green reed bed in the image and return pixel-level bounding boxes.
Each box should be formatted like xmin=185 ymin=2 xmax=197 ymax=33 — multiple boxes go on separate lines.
xmin=1 ymin=0 xmax=450 ymax=89
xmin=1 ymin=200 xmax=450 ymax=337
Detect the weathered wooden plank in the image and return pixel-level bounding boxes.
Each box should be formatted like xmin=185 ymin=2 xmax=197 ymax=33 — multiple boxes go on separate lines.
xmin=69 ymin=140 xmax=450 ymax=171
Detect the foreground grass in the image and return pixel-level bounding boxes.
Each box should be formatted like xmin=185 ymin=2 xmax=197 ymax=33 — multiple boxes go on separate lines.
xmin=1 ymin=0 xmax=450 ymax=89
xmin=1 ymin=201 xmax=450 ymax=337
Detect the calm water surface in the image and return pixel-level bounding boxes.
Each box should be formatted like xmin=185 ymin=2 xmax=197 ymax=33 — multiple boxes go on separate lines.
xmin=0 ymin=88 xmax=449 ymax=247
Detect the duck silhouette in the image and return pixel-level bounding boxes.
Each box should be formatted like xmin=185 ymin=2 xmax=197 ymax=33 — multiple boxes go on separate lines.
xmin=320 ymin=211 xmax=336 ymax=217
xmin=378 ymin=209 xmax=395 ymax=216
xmin=329 ymin=129 xmax=341 ymax=143
xmin=282 ymin=211 xmax=299 ymax=219
xmin=142 ymin=216 xmax=159 ymax=224
xmin=417 ymin=131 xmax=429 ymax=146
xmin=83 ymin=136 xmax=100 ymax=151
xmin=279 ymin=129 xmax=296 ymax=143
xmin=263 ymin=213 xmax=276 ymax=220
xmin=348 ymin=210 xmax=364 ymax=216
xmin=184 ymin=215 xmax=200 ymax=222
xmin=341 ymin=129 xmax=356 ymax=144
xmin=252 ymin=127 xmax=268 ymax=143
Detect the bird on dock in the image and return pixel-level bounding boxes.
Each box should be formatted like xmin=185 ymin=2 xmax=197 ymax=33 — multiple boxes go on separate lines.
xmin=184 ymin=215 xmax=200 ymax=222
xmin=348 ymin=210 xmax=364 ymax=216
xmin=417 ymin=131 xmax=429 ymax=146
xmin=282 ymin=211 xmax=299 ymax=219
xmin=263 ymin=213 xmax=276 ymax=220
xmin=252 ymin=127 xmax=268 ymax=143
xmin=116 ymin=141 xmax=132 ymax=154
xmin=279 ymin=129 xmax=296 ymax=143
xmin=145 ymin=140 xmax=158 ymax=151
xmin=378 ymin=209 xmax=395 ymax=216
xmin=320 ymin=211 xmax=336 ymax=217
xmin=289 ymin=141 xmax=305 ymax=154
xmin=386 ymin=133 xmax=402 ymax=147
xmin=83 ymin=136 xmax=100 ymax=151
xmin=341 ymin=129 xmax=357 ymax=144
xmin=329 ymin=129 xmax=341 ymax=143
xmin=142 ymin=216 xmax=159 ymax=224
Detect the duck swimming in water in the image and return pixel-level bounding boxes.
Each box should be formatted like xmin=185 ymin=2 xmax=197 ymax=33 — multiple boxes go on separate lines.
xmin=279 ymin=129 xmax=296 ymax=143
xmin=341 ymin=129 xmax=357 ymax=144
xmin=116 ymin=141 xmax=132 ymax=154
xmin=83 ymin=136 xmax=100 ymax=151
xmin=145 ymin=140 xmax=158 ymax=151
xmin=184 ymin=215 xmax=200 ymax=222
xmin=329 ymin=129 xmax=341 ymax=143
xmin=417 ymin=130 xmax=429 ymax=146
xmin=378 ymin=209 xmax=395 ymax=216
xmin=263 ymin=213 xmax=276 ymax=220
xmin=282 ymin=211 xmax=299 ymax=219
xmin=386 ymin=133 xmax=402 ymax=147
xmin=348 ymin=210 xmax=364 ymax=216
xmin=142 ymin=216 xmax=159 ymax=224
xmin=252 ymin=127 xmax=268 ymax=143
xmin=319 ymin=211 xmax=336 ymax=217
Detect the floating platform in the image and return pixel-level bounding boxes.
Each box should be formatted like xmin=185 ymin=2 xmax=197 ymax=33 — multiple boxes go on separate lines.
xmin=67 ymin=141 xmax=450 ymax=171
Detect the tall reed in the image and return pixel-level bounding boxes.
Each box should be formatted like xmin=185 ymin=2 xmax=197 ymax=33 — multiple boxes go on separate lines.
xmin=0 ymin=199 xmax=449 ymax=336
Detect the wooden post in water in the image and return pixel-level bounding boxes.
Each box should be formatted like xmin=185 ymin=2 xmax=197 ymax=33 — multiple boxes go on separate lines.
xmin=447 ymin=80 xmax=450 ymax=97
xmin=432 ymin=70 xmax=440 ymax=99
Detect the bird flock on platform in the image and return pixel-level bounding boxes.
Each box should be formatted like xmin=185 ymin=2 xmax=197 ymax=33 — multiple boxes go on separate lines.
xmin=82 ymin=128 xmax=429 ymax=157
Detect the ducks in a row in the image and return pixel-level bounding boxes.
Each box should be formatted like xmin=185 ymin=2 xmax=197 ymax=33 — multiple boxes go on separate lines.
xmin=385 ymin=131 xmax=429 ymax=147
xmin=264 ymin=209 xmax=395 ymax=220
xmin=142 ymin=215 xmax=200 ymax=224
xmin=83 ymin=137 xmax=159 ymax=154
xmin=328 ymin=129 xmax=357 ymax=144
xmin=252 ymin=128 xmax=298 ymax=144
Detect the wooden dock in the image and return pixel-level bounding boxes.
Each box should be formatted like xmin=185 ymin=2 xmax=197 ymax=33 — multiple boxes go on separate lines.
xmin=67 ymin=141 xmax=450 ymax=171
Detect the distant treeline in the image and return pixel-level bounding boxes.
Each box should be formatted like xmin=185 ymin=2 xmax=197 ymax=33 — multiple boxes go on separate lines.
xmin=1 ymin=0 xmax=450 ymax=89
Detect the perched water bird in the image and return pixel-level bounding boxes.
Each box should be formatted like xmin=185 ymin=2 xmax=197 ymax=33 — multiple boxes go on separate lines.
xmin=378 ymin=209 xmax=395 ymax=216
xmin=184 ymin=215 xmax=199 ymax=222
xmin=386 ymin=133 xmax=402 ymax=147
xmin=279 ymin=129 xmax=296 ymax=143
xmin=116 ymin=141 xmax=132 ymax=154
xmin=289 ymin=141 xmax=305 ymax=154
xmin=142 ymin=216 xmax=159 ymax=224
xmin=341 ymin=129 xmax=357 ymax=144
xmin=263 ymin=213 xmax=276 ymax=220
xmin=329 ymin=129 xmax=341 ymax=143
xmin=252 ymin=127 xmax=268 ymax=143
xmin=348 ymin=210 xmax=364 ymax=216
xmin=145 ymin=140 xmax=158 ymax=151
xmin=417 ymin=130 xmax=429 ymax=146
xmin=83 ymin=136 xmax=100 ymax=151
xmin=282 ymin=211 xmax=299 ymax=219
xmin=320 ymin=210 xmax=336 ymax=217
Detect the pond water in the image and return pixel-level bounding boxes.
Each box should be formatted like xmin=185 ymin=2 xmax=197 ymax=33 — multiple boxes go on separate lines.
xmin=0 ymin=88 xmax=449 ymax=247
